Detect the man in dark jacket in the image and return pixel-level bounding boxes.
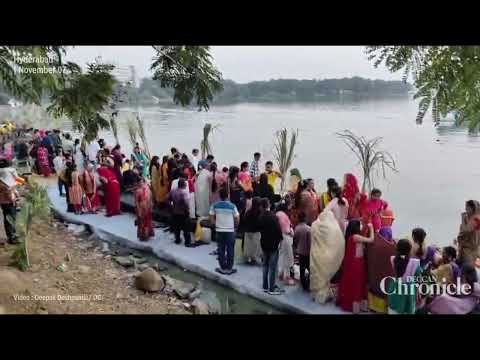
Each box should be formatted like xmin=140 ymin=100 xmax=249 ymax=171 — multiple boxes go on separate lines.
xmin=167 ymin=178 xmax=194 ymax=247
xmin=258 ymin=197 xmax=284 ymax=295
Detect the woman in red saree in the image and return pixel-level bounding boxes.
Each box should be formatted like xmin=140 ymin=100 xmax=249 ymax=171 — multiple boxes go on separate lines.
xmin=81 ymin=163 xmax=100 ymax=213
xmin=342 ymin=173 xmax=366 ymax=220
xmin=134 ymin=178 xmax=154 ymax=241
xmin=337 ymin=220 xmax=374 ymax=313
xmin=97 ymin=159 xmax=121 ymax=217
xmin=37 ymin=145 xmax=51 ymax=177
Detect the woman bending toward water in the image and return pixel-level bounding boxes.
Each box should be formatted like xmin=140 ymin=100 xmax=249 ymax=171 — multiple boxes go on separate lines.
xmin=337 ymin=220 xmax=374 ymax=313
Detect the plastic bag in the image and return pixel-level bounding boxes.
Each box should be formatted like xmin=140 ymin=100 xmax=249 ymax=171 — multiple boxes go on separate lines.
xmin=194 ymin=220 xmax=202 ymax=242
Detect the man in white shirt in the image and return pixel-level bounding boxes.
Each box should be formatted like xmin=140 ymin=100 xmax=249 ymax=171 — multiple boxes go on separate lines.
xmin=53 ymin=150 xmax=66 ymax=197
xmin=86 ymin=140 xmax=100 ymax=166
xmin=62 ymin=133 xmax=74 ymax=155
xmin=190 ymin=148 xmax=200 ymax=171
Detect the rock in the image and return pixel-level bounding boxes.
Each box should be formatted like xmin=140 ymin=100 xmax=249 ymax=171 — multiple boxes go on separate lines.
xmin=33 ymin=278 xmax=39 ymax=283
xmin=192 ymin=299 xmax=210 ymax=315
xmin=37 ymin=309 xmax=49 ymax=315
xmin=173 ymin=283 xmax=195 ymax=299
xmin=87 ymin=234 xmax=98 ymax=242
xmin=65 ymin=252 xmax=72 ymax=262
xmin=77 ymin=265 xmax=91 ymax=274
xmin=101 ymin=242 xmax=110 ymax=253
xmin=67 ymin=224 xmax=87 ymax=235
xmin=129 ymin=255 xmax=147 ymax=265
xmin=136 ymin=263 xmax=150 ymax=272
xmin=56 ymin=263 xmax=67 ymax=272
xmin=134 ymin=268 xmax=165 ymax=292
xmin=116 ymin=292 xmax=127 ymax=299
xmin=188 ymin=289 xmax=202 ymax=301
xmin=113 ymin=256 xmax=134 ymax=268
xmin=160 ymin=275 xmax=195 ymax=299
xmin=150 ymin=263 xmax=168 ymax=272
xmin=197 ymin=291 xmax=221 ymax=314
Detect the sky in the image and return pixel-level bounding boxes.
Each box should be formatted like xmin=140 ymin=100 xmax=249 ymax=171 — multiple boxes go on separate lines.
xmin=66 ymin=46 xmax=400 ymax=83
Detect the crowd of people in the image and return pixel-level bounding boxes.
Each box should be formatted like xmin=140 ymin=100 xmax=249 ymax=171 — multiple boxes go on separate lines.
xmin=6 ymin=127 xmax=480 ymax=315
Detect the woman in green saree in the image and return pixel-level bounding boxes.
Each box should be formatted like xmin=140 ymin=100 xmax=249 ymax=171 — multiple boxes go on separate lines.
xmin=387 ymin=239 xmax=423 ymax=314
xmin=131 ymin=145 xmax=149 ymax=179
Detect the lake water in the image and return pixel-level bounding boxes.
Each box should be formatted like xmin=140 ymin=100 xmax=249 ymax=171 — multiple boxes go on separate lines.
xmin=94 ymin=98 xmax=478 ymax=248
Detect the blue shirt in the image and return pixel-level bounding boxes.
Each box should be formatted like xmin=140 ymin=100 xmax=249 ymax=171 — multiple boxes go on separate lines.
xmin=209 ymin=200 xmax=239 ymax=233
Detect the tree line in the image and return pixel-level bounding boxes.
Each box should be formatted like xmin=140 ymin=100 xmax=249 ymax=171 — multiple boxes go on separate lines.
xmin=134 ymin=77 xmax=412 ymax=105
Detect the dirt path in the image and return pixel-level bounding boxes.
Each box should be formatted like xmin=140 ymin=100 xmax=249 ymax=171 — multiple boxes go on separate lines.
xmin=0 ymin=175 xmax=189 ymax=315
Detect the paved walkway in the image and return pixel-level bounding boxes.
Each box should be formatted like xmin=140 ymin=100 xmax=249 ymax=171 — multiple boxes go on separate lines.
xmin=48 ymin=188 xmax=347 ymax=314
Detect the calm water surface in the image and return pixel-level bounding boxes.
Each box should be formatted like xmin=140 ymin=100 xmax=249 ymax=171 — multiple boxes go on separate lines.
xmin=68 ymin=98 xmax=480 ymax=247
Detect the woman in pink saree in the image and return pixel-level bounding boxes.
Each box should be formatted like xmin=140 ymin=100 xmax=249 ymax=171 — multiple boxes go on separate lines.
xmin=362 ymin=188 xmax=388 ymax=233
xmin=36 ymin=145 xmax=51 ymax=177
xmin=81 ymin=163 xmax=100 ymax=213
xmin=134 ymin=178 xmax=155 ymax=241
xmin=428 ymin=264 xmax=480 ymax=314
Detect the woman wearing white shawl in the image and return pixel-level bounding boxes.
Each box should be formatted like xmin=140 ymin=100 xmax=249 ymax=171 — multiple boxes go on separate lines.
xmin=310 ymin=209 xmax=345 ymax=304
xmin=195 ymin=164 xmax=211 ymax=218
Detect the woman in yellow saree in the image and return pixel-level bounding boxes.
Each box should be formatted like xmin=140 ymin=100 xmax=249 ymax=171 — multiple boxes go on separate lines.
xmin=150 ymin=155 xmax=169 ymax=205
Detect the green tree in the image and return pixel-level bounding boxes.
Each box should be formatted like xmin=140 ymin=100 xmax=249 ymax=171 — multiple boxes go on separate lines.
xmin=366 ymin=46 xmax=480 ymax=132
xmin=1 ymin=46 xmax=224 ymax=142
xmin=47 ymin=62 xmax=117 ymax=143
xmin=151 ymin=46 xmax=223 ymax=111
xmin=0 ymin=46 xmax=65 ymax=104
